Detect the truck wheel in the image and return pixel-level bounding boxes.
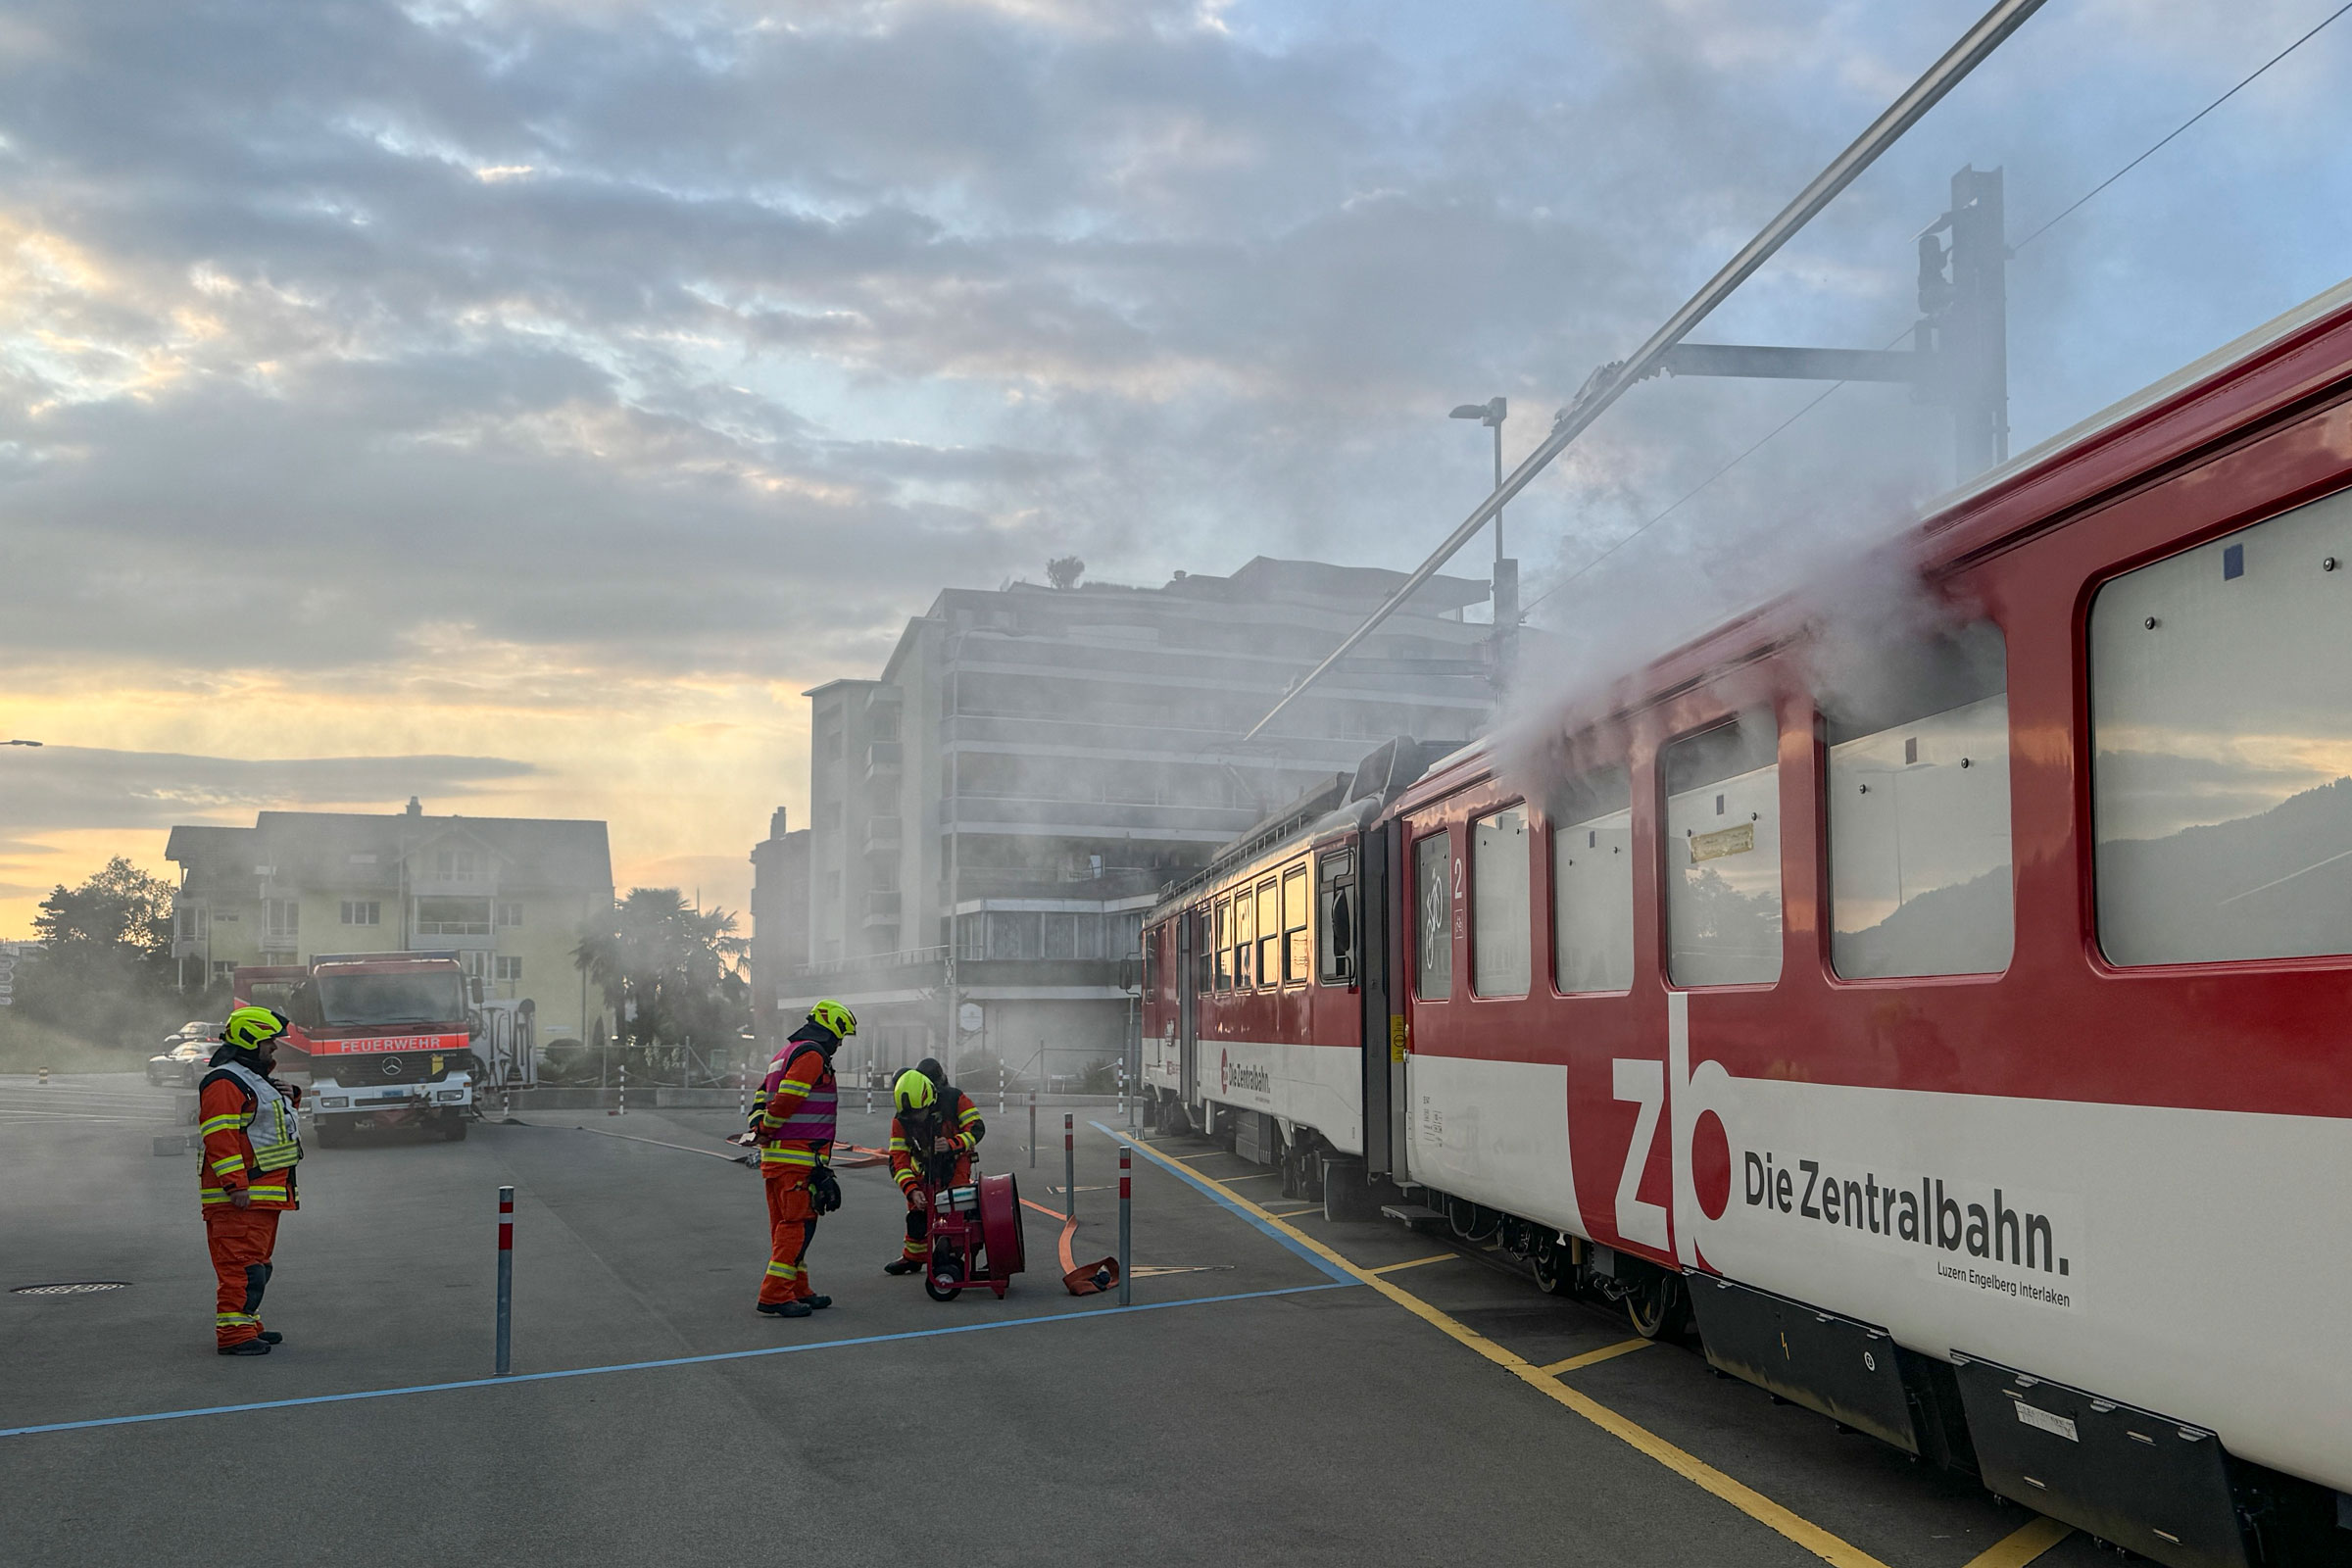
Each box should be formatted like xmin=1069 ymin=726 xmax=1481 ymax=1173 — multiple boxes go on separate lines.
xmin=315 ymin=1118 xmax=349 ymax=1149
xmin=440 ymin=1111 xmax=468 ymax=1142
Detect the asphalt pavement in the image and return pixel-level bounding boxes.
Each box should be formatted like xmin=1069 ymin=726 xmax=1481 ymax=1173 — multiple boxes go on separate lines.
xmin=0 ymin=1074 xmax=2110 ymax=1567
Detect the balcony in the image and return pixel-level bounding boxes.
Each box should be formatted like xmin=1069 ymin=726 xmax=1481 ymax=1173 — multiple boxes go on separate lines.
xmin=863 ymin=741 xmax=903 ymax=784
xmin=862 ymin=816 xmax=903 ymax=857
xmin=860 ymin=889 xmax=902 ymax=931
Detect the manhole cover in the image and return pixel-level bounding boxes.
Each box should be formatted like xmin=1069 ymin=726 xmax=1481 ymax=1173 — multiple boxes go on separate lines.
xmin=11 ymin=1282 xmax=130 ymax=1297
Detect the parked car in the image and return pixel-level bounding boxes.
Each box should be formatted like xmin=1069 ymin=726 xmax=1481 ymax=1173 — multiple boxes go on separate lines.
xmin=148 ymin=1023 xmax=222 ymax=1087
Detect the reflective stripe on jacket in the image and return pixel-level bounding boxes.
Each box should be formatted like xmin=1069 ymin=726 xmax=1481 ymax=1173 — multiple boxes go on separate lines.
xmin=889 ymin=1091 xmax=983 ymax=1193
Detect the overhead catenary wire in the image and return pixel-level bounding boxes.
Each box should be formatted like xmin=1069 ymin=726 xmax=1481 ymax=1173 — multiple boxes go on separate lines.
xmin=1519 ymin=0 xmax=2352 ymax=619
xmin=1239 ymin=0 xmax=2053 ymax=744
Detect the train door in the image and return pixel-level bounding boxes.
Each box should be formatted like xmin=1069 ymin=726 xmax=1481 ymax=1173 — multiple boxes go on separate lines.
xmin=1178 ymin=905 xmax=1199 ymax=1117
xmin=1355 ymin=823 xmax=1401 ymax=1177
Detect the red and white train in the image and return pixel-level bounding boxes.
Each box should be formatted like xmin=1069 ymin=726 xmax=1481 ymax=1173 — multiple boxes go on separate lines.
xmin=1141 ymin=279 xmax=2352 ymax=1568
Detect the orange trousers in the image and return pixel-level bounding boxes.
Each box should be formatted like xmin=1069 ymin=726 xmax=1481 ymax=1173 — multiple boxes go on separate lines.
xmin=205 ymin=1206 xmax=280 ymax=1348
xmin=761 ymin=1170 xmax=818 ymax=1304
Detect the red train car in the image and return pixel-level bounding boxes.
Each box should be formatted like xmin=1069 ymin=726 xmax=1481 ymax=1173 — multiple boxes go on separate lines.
xmin=1146 ymin=279 xmax=2352 ymax=1567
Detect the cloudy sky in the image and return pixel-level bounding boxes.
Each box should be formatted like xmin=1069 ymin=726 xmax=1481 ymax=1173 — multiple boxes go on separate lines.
xmin=3 ymin=0 xmax=2348 ymax=934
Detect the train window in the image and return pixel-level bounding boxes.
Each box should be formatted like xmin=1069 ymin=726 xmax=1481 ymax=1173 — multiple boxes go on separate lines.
xmin=1471 ymin=807 xmax=1531 ymax=996
xmin=1317 ymin=850 xmax=1357 ymax=985
xmin=1825 ymin=622 xmax=2012 ymax=978
xmin=1255 ymin=878 xmax=1281 ymax=988
xmin=1551 ymin=765 xmax=1634 ymax=992
xmin=1414 ymin=830 xmax=1454 ymax=999
xmin=1143 ymin=926 xmax=1159 ymax=999
xmin=1212 ymin=897 xmax=1232 ymax=991
xmin=1282 ymin=866 xmax=1311 ymax=983
xmin=1234 ymin=885 xmax=1256 ymax=989
xmin=1663 ymin=711 xmax=1783 ymax=986
xmin=2090 ymin=493 xmax=2352 ymax=964
xmin=1195 ymin=906 xmax=1212 ymax=994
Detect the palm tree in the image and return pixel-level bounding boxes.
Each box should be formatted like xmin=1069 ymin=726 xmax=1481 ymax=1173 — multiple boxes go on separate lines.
xmin=573 ymin=889 xmax=751 ymax=1081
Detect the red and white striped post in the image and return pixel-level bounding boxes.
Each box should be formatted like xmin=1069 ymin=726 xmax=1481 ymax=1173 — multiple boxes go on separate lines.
xmin=1118 ymin=1145 xmax=1132 ymax=1305
xmin=495 ymin=1185 xmax=514 ymax=1376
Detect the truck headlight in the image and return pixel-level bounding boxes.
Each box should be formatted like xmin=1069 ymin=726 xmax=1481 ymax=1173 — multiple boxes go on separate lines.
xmin=435 ymin=1090 xmax=466 ymax=1102
xmin=321 ymin=1097 xmax=349 ymax=1108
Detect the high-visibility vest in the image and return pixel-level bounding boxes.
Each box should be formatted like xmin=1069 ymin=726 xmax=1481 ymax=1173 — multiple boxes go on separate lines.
xmin=767 ymin=1043 xmax=838 ymax=1144
xmin=212 ymin=1061 xmax=305 ymax=1173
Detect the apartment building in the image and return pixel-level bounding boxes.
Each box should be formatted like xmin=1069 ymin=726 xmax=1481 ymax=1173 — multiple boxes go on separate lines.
xmin=164 ymin=798 xmax=613 ymax=1045
xmin=769 ymin=556 xmax=1496 ymax=1077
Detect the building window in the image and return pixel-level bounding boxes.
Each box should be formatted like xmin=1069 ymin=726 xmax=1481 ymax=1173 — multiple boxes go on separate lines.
xmin=458 ymin=950 xmax=491 ymax=983
xmin=1664 ymin=711 xmax=1782 ymax=987
xmin=1282 ymin=866 xmax=1311 ymax=983
xmin=1414 ymin=831 xmax=1453 ymax=1000
xmin=340 ymin=901 xmax=381 ymax=926
xmin=1317 ymin=850 xmax=1356 ymax=985
xmin=2091 ymin=493 xmax=2352 ymax=963
xmin=433 ymin=850 xmax=485 ymax=880
xmin=1827 ymin=621 xmax=2012 ymax=978
xmin=1552 ymin=765 xmax=1634 ymax=993
xmin=1254 ymin=879 xmax=1280 ymax=988
xmin=495 ymin=956 xmax=523 ymax=984
xmin=496 ymin=903 xmax=522 ymax=929
xmin=265 ymin=899 xmax=300 ymax=941
xmin=1472 ymin=807 xmax=1531 ymax=997
xmin=416 ymin=897 xmax=492 ymax=936
xmin=211 ymin=959 xmax=238 ymax=985
xmin=176 ymin=903 xmax=209 ymax=940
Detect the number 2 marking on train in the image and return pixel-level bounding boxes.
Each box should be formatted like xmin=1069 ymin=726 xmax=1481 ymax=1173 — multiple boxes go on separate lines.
xmin=1611 ymin=1057 xmax=1671 ymax=1251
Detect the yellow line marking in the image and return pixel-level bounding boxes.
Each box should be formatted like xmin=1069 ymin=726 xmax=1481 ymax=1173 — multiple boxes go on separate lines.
xmin=1369 ymin=1253 xmax=1460 ymax=1275
xmin=1539 ymin=1338 xmax=1653 ymax=1375
xmin=1120 ymin=1133 xmax=1896 ymax=1568
xmin=1960 ymin=1515 xmax=2072 ymax=1568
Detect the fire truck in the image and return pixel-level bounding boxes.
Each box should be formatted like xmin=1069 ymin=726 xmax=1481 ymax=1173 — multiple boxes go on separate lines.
xmin=233 ymin=952 xmax=480 ymax=1145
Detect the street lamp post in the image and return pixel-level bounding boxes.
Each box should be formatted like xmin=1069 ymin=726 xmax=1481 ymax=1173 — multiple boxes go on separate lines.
xmin=1447 ymin=398 xmax=1515 ymax=687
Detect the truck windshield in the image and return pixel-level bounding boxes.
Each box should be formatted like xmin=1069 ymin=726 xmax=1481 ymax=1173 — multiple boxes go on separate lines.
xmin=315 ymin=972 xmax=467 ymax=1028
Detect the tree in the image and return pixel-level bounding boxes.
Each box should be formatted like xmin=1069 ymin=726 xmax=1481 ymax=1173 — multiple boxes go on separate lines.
xmin=16 ymin=857 xmax=192 ymax=1049
xmin=33 ymin=857 xmax=173 ymax=961
xmin=1046 ymin=555 xmax=1085 ymax=590
xmin=572 ymin=888 xmax=751 ymax=1079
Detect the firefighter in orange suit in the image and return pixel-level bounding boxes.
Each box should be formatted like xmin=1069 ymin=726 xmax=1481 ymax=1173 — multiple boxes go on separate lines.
xmin=198 ymin=1006 xmax=306 ymax=1355
xmin=883 ymin=1057 xmax=985 ymax=1276
xmin=748 ymin=1001 xmax=853 ymax=1318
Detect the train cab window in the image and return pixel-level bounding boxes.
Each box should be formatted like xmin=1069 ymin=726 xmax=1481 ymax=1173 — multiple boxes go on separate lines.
xmin=2090 ymin=492 xmax=2352 ymax=963
xmin=1234 ymin=886 xmax=1256 ymax=989
xmin=1414 ymin=830 xmax=1454 ymax=999
xmin=1212 ymin=897 xmax=1232 ymax=991
xmin=1255 ymin=878 xmax=1281 ymax=988
xmin=1551 ymin=764 xmax=1634 ymax=992
xmin=1282 ymin=865 xmax=1311 ymax=983
xmin=1471 ymin=807 xmax=1531 ymax=996
xmin=1664 ymin=711 xmax=1783 ymax=986
xmin=1825 ymin=621 xmax=2012 ymax=978
xmin=1317 ymin=850 xmax=1357 ymax=984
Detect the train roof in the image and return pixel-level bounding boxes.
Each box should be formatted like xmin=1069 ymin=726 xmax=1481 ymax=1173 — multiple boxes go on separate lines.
xmin=1396 ymin=271 xmax=2352 ymax=816
xmin=1150 ymin=737 xmax=1443 ymax=916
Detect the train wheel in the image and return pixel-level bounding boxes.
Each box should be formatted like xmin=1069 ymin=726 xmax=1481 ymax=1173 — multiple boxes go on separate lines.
xmin=1278 ymin=1141 xmax=1300 ymax=1200
xmin=1626 ymin=1270 xmax=1689 ymax=1340
xmin=1530 ymin=1240 xmax=1574 ymax=1296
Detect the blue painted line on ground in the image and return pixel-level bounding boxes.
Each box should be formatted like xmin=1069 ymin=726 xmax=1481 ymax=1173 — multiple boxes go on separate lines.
xmin=1090 ymin=1120 xmax=1354 ymax=1285
xmin=0 ymin=1282 xmax=1353 ymax=1442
